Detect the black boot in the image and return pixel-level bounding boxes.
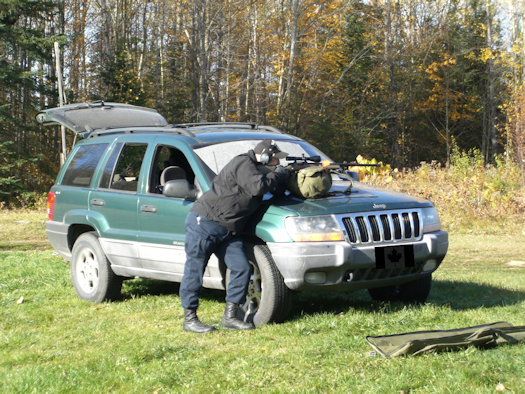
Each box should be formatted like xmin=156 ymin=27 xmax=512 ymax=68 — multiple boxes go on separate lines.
xmin=221 ymin=302 xmax=255 ymax=330
xmin=183 ymin=308 xmax=216 ymax=333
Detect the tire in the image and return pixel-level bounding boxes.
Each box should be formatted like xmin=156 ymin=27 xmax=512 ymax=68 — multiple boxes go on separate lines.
xmin=71 ymin=232 xmax=122 ymax=303
xmin=235 ymin=244 xmax=291 ymax=327
xmin=368 ymin=274 xmax=432 ymax=304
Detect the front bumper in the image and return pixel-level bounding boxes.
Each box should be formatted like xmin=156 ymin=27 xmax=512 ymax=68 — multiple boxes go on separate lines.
xmin=267 ymin=231 xmax=448 ymax=291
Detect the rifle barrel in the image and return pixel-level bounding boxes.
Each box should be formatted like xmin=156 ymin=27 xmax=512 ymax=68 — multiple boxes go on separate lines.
xmin=285 ymin=155 xmax=321 ymax=162
xmin=333 ymin=162 xmax=382 ymax=167
xmin=283 ymin=156 xmax=382 ymax=168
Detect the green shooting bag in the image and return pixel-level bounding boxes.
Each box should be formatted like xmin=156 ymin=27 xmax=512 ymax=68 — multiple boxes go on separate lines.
xmin=366 ymin=321 xmax=525 ymax=357
xmin=287 ymin=165 xmax=332 ymax=199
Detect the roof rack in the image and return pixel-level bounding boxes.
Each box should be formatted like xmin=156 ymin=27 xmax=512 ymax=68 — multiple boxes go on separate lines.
xmin=86 ymin=126 xmax=194 ymax=139
xmin=172 ymin=122 xmax=283 ymax=134
xmin=83 ymin=122 xmax=284 ymax=139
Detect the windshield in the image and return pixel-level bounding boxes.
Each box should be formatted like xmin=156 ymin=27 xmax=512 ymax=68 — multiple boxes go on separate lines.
xmin=193 ymin=139 xmax=331 ymax=174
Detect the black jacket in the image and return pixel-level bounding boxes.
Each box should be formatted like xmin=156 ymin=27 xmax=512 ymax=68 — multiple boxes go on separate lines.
xmin=191 ymin=150 xmax=285 ymax=233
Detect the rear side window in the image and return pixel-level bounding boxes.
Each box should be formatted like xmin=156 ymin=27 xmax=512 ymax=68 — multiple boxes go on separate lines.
xmin=99 ymin=143 xmax=123 ymax=189
xmin=110 ymin=143 xmax=148 ymax=192
xmin=61 ymin=144 xmax=108 ymax=187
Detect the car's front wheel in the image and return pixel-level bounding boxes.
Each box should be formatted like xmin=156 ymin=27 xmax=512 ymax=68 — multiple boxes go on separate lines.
xmin=368 ymin=274 xmax=432 ymax=304
xmin=71 ymin=232 xmax=122 ymax=302
xmin=237 ymin=244 xmax=291 ymax=326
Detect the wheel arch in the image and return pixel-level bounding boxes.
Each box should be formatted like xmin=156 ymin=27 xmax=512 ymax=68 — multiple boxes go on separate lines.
xmin=68 ymin=224 xmax=97 ymax=252
xmin=64 ymin=210 xmax=108 ymax=252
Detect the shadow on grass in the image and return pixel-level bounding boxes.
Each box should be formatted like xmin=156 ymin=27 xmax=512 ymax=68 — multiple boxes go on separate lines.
xmin=288 ymin=279 xmax=525 ymax=320
xmin=429 ymin=279 xmax=525 ymax=310
xmin=0 ymin=241 xmax=51 ymax=251
xmin=121 ymin=278 xmax=180 ymax=299
xmin=119 ymin=278 xmax=525 ymax=320
xmin=121 ymin=278 xmax=224 ymax=303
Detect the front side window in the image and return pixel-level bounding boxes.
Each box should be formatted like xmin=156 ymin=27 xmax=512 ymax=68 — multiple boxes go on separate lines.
xmin=148 ymin=145 xmax=197 ymax=193
xmin=110 ymin=143 xmax=148 ymax=192
xmin=62 ymin=143 xmax=108 ymax=187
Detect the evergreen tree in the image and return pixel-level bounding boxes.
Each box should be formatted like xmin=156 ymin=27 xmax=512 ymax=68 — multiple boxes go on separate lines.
xmin=0 ymin=0 xmax=61 ymax=205
xmin=100 ymin=43 xmax=146 ymax=106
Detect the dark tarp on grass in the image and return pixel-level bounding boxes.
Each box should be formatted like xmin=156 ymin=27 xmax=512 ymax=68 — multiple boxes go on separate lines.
xmin=366 ymin=321 xmax=525 ymax=357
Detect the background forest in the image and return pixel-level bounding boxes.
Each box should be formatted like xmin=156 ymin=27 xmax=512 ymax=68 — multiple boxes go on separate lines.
xmin=2 ymin=0 xmax=525 ymax=205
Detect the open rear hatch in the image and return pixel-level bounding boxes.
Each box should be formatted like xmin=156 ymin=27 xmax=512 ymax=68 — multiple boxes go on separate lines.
xmin=37 ymin=101 xmax=168 ymax=137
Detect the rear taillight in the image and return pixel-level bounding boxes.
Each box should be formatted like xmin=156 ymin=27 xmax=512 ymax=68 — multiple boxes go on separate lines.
xmin=47 ymin=192 xmax=55 ymax=220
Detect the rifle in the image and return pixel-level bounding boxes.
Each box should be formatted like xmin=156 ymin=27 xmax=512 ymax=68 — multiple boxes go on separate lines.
xmin=285 ymin=155 xmax=382 ymax=170
xmin=282 ymin=155 xmax=384 ymax=198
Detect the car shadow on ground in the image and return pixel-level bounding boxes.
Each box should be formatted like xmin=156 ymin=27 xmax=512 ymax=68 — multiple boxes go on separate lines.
xmin=120 ymin=278 xmax=225 ymax=303
xmin=429 ymin=279 xmax=525 ymax=310
xmin=121 ymin=278 xmax=179 ymax=300
xmin=119 ymin=278 xmax=525 ymax=320
xmin=288 ymin=279 xmax=525 ymax=320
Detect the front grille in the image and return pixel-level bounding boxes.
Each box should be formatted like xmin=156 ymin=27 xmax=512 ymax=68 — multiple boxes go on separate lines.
xmin=340 ymin=210 xmax=422 ymax=246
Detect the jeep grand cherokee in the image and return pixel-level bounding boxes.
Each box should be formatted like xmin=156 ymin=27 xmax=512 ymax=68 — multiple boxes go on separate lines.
xmin=38 ymin=102 xmax=448 ymax=326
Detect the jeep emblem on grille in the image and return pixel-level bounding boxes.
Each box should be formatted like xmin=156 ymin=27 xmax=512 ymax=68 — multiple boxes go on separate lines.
xmin=373 ymin=203 xmax=387 ymax=209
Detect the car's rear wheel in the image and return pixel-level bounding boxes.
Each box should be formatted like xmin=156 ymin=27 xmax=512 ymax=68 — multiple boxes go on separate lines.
xmin=368 ymin=274 xmax=432 ymax=304
xmin=236 ymin=244 xmax=291 ymax=327
xmin=71 ymin=232 xmax=122 ymax=302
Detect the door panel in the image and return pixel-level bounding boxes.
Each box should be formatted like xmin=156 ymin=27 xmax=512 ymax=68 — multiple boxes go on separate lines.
xmin=137 ymin=144 xmax=222 ymax=285
xmin=90 ymin=143 xmax=148 ymax=269
xmin=89 ymin=190 xmax=140 ymax=267
xmin=138 ymin=194 xmax=191 ymax=273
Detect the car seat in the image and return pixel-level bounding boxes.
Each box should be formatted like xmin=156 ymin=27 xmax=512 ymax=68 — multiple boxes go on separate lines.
xmin=160 ymin=166 xmax=187 ymax=185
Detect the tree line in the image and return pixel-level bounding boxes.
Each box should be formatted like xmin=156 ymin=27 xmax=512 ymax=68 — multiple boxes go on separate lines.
xmin=1 ymin=0 xmax=525 ymax=204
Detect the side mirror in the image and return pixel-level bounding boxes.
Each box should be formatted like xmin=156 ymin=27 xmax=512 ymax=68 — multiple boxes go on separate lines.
xmin=163 ymin=179 xmax=198 ymax=201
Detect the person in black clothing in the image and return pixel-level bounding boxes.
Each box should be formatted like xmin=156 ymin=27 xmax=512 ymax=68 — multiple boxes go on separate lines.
xmin=179 ymin=140 xmax=289 ymax=333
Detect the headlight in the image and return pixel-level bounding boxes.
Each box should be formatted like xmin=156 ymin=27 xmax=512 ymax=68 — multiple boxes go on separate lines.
xmin=284 ymin=215 xmax=345 ymax=242
xmin=421 ymin=207 xmax=441 ymax=233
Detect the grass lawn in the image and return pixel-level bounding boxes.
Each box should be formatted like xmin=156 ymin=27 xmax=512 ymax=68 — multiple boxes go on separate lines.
xmin=1 ymin=210 xmax=525 ymax=392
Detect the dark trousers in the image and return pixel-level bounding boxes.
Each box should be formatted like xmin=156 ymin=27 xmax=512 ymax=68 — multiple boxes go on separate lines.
xmin=179 ymin=211 xmax=252 ymax=309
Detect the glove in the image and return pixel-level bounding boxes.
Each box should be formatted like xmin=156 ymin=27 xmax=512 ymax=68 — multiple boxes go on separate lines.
xmin=273 ymin=165 xmax=290 ymax=185
xmin=274 ymin=165 xmax=290 ymax=177
xmin=270 ymin=166 xmax=288 ymax=195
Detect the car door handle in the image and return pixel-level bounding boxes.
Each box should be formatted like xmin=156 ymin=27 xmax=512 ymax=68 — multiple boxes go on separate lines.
xmin=90 ymin=198 xmax=105 ymax=206
xmin=140 ymin=204 xmax=158 ymax=213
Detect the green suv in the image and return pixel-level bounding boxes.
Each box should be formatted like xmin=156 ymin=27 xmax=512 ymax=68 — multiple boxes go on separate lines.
xmin=39 ymin=102 xmax=448 ymax=326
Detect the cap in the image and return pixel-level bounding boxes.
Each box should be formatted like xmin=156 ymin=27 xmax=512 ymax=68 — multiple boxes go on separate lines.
xmin=253 ymin=139 xmax=288 ymax=159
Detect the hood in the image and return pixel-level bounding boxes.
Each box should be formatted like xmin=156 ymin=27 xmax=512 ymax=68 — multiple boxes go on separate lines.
xmin=267 ymin=181 xmax=433 ymax=217
xmin=249 ymin=181 xmax=434 ymax=241
xmin=36 ymin=102 xmax=168 ymax=137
